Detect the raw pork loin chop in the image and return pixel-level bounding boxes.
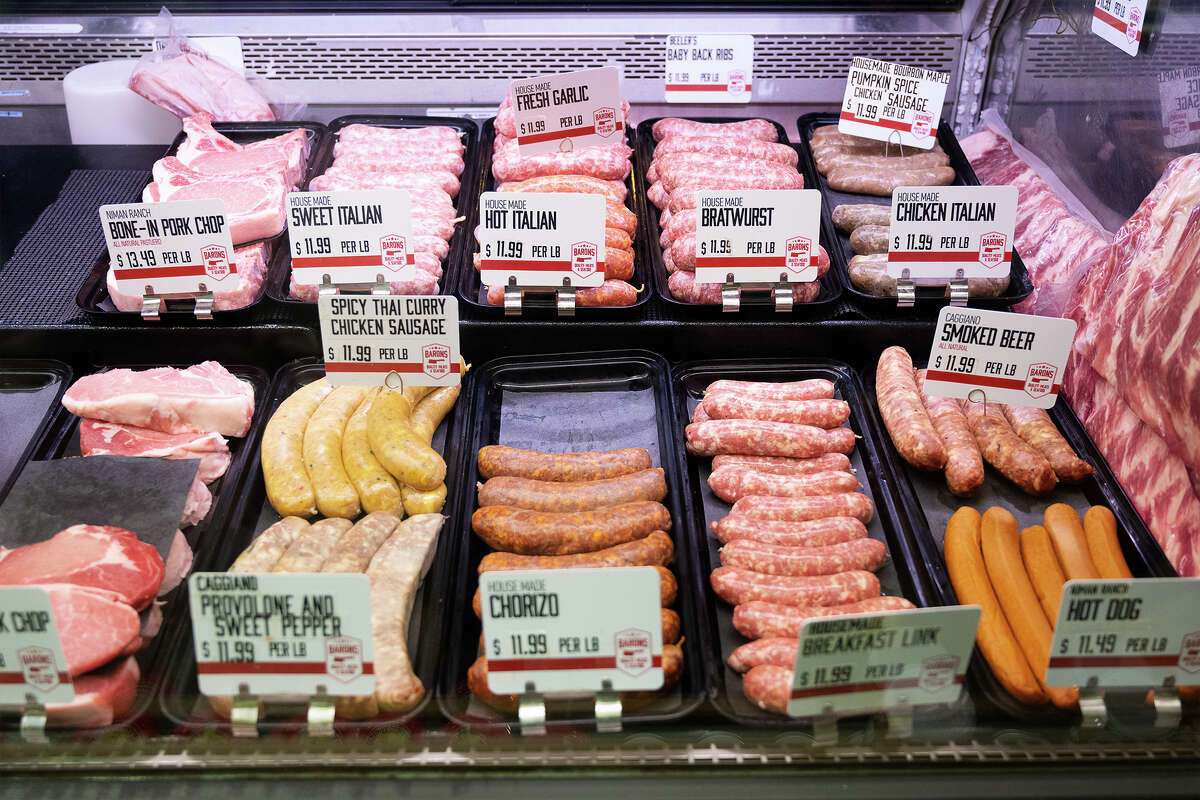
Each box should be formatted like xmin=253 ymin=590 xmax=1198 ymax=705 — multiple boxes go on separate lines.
xmin=176 ymin=113 xmax=309 ymax=187
xmin=43 ymin=584 xmax=141 ymax=676
xmin=128 ymin=43 xmax=273 ymax=122
xmin=46 ymin=656 xmax=140 ymax=729
xmin=144 ymin=159 xmax=287 ymax=245
xmin=79 ymin=420 xmax=231 ymax=483
xmin=63 ymin=362 xmax=254 ymax=437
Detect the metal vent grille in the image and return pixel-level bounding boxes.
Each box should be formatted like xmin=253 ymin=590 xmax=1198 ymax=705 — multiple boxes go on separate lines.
xmin=1023 ymin=32 xmax=1200 ymax=78
xmin=0 ymin=37 xmax=152 ymax=79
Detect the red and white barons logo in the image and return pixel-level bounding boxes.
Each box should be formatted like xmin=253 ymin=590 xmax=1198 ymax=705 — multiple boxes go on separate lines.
xmin=1169 ymin=109 xmax=1189 ymax=139
xmin=571 ymin=240 xmax=599 ymax=279
xmin=785 ymin=235 xmax=812 ymax=274
xmin=593 ymin=107 xmax=618 ymax=138
xmin=1127 ymin=5 xmax=1142 ymax=44
xmin=422 ymin=343 xmax=451 ymax=380
xmin=201 ymin=243 xmax=230 ymax=280
xmin=728 ymin=69 xmax=747 ymax=94
xmin=1179 ymin=631 xmax=1200 ymax=674
xmin=978 ymin=232 xmax=1007 ymax=269
xmin=18 ymin=646 xmax=60 ymax=692
xmin=324 ymin=636 xmax=364 ymax=683
xmin=919 ymin=654 xmax=959 ymax=693
xmin=380 ymin=234 xmax=409 ymax=270
xmin=910 ymin=111 xmax=933 ymax=140
xmin=614 ymin=628 xmax=652 ymax=677
xmin=1025 ymin=362 xmax=1057 ymax=399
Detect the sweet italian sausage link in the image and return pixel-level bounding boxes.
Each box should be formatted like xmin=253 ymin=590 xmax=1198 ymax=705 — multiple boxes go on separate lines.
xmin=707 ymin=467 xmax=861 ymax=504
xmin=1002 ymin=405 xmax=1093 ymax=483
xmin=728 ymin=638 xmax=799 ymax=673
xmin=875 ymin=347 xmax=947 ymax=471
xmin=832 ymin=203 xmax=892 ymax=233
xmin=262 ymin=379 xmax=333 ymax=518
xmin=685 ymin=420 xmax=857 ymax=458
xmin=915 ymin=369 xmax=984 ymax=496
xmin=742 ymin=664 xmax=796 ymax=715
xmin=963 ymin=400 xmax=1059 ymax=495
xmin=273 ymin=518 xmax=353 ymax=573
xmin=478 ymin=530 xmax=675 ymax=573
xmin=827 ymin=166 xmax=955 ymax=196
xmin=850 ymin=224 xmax=890 ymax=255
xmin=486 ymin=279 xmax=638 ymax=307
xmin=701 ymin=394 xmax=850 ymax=428
xmin=732 ymin=596 xmax=916 ymax=639
xmin=471 ymin=501 xmax=672 ymax=555
xmin=652 ymin=117 xmax=778 ymax=142
xmin=849 ymin=253 xmax=1010 ymax=298
xmin=730 ymin=493 xmax=875 ymax=524
xmin=477 ymin=446 xmax=652 ymax=481
xmin=654 ymin=135 xmax=798 ymax=166
xmin=721 ymin=537 xmax=887 ymax=577
xmin=477 ymin=468 xmax=666 ymax=512
xmin=474 ymin=564 xmax=677 ymax=615
xmin=711 ymin=567 xmax=881 ymax=608
xmin=230 ymin=517 xmax=309 ymax=573
xmin=711 ymin=515 xmax=867 ymax=547
xmin=496 ymin=174 xmax=626 ymax=203
xmin=710 ymin=453 xmax=851 ymax=476
xmin=321 ymin=512 xmax=402 ymax=573
xmin=705 ymin=378 xmax=836 ymax=401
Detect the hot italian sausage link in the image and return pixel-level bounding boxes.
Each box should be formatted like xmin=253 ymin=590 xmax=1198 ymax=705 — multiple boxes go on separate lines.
xmin=477 ymin=468 xmax=667 ymax=512
xmin=704 ymin=378 xmax=836 ymax=401
xmin=915 ymin=369 xmax=985 ymax=496
xmin=321 ymin=512 xmax=402 ymax=573
xmin=742 ymin=664 xmax=796 ymax=715
xmin=1002 ymin=405 xmax=1093 ymax=483
xmin=733 ymin=596 xmax=917 ymax=639
xmin=720 ymin=537 xmax=888 ymax=577
xmin=652 ymin=118 xmax=778 ymax=142
xmin=710 ymin=453 xmax=851 ymax=476
xmin=605 ymin=247 xmax=635 ymax=281
xmin=850 ymin=224 xmax=890 ymax=255
xmin=496 ymin=174 xmax=626 ymax=203
xmin=710 ymin=567 xmax=881 ymax=608
xmin=826 ymin=166 xmax=955 ymax=196
xmin=730 ymin=493 xmax=875 ymax=524
xmin=478 ymin=530 xmax=675 ymax=572
xmin=963 ymin=400 xmax=1058 ymax=495
xmin=471 ymin=501 xmax=672 ymax=555
xmin=654 ymin=135 xmax=798 ymax=166
xmin=477 ymin=446 xmax=653 ymax=481
xmin=711 ymin=515 xmax=867 ymax=547
xmin=662 ymin=607 xmax=682 ymax=644
xmin=473 ymin=564 xmax=677 ymax=614
xmin=485 ymin=280 xmax=638 ymax=307
xmin=728 ymin=638 xmax=799 ymax=673
xmin=832 ymin=203 xmax=892 ymax=233
xmin=875 ymin=347 xmax=948 ymax=471
xmin=273 ymin=518 xmax=353 ymax=573
xmin=701 ymin=394 xmax=851 ymax=428
xmin=685 ymin=420 xmax=857 ymax=458
xmin=230 ymin=517 xmax=309 ymax=573
xmin=707 ymin=468 xmax=861 ymax=504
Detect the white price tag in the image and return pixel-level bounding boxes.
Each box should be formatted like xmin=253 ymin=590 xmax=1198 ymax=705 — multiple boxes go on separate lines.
xmin=1092 ymin=0 xmax=1147 ymax=57
xmin=188 ymin=573 xmax=375 ymax=696
xmin=510 ymin=67 xmax=625 ymax=156
xmin=478 ymin=192 xmax=606 ymax=288
xmin=694 ymin=189 xmax=822 ymax=284
xmin=924 ymin=307 xmax=1077 ymax=409
xmin=1047 ymin=579 xmax=1200 ymax=687
xmin=288 ymin=190 xmax=415 ymax=287
xmin=317 ymin=294 xmax=460 ymax=387
xmin=1158 ymin=67 xmax=1200 ymax=149
xmin=664 ymin=34 xmax=754 ymax=103
xmin=481 ymin=567 xmax=664 ymax=694
xmin=838 ymin=57 xmax=950 ymax=151
xmin=788 ymin=606 xmax=979 ymax=718
xmin=101 ymin=199 xmax=239 ymax=298
xmin=886 ymin=186 xmax=1017 ymax=282
xmin=0 ymin=588 xmax=75 ymax=705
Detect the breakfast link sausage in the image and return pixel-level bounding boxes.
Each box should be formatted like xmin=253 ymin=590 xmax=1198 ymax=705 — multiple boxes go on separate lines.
xmin=707 ymin=467 xmax=861 ymax=503
xmin=1002 ymin=405 xmax=1093 ymax=483
xmin=720 ymin=537 xmax=888 ymax=577
xmin=876 ymin=347 xmax=947 ymax=471
xmin=710 ymin=453 xmax=852 ymax=476
xmin=700 ymin=394 xmax=851 ymax=428
xmin=478 ymin=530 xmax=675 ymax=573
xmin=471 ymin=501 xmax=672 ymax=555
xmin=704 ymin=379 xmax=835 ymax=401
xmin=733 ymin=596 xmax=916 ymax=639
xmin=728 ymin=638 xmax=800 ymax=673
xmin=742 ymin=664 xmax=797 ymax=714
xmin=711 ymin=515 xmax=867 ymax=547
xmin=963 ymin=400 xmax=1058 ymax=495
xmin=710 ymin=567 xmax=881 ymax=608
xmin=477 ymin=468 xmax=667 ymax=512
xmin=685 ymin=420 xmax=856 ymax=458
xmin=730 ymin=493 xmax=874 ymax=524
xmin=477 ymin=446 xmax=653 ymax=481
xmin=915 ymin=369 xmax=984 ymax=496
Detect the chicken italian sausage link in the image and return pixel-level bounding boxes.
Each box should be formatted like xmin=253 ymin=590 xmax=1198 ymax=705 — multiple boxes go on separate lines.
xmin=707 ymin=467 xmax=861 ymax=503
xmin=733 ymin=596 xmax=916 ymax=639
xmin=826 ymin=166 xmax=955 ymax=196
xmin=850 ymin=224 xmax=890 ymax=255
xmin=832 ymin=203 xmax=892 ymax=233
xmin=685 ymin=419 xmax=857 ymax=459
xmin=875 ymin=346 xmax=948 ymax=471
xmin=711 ymin=515 xmax=868 ymax=547
xmin=710 ymin=567 xmax=881 ymax=608
xmin=710 ymin=453 xmax=851 ymax=477
xmin=471 ymin=501 xmax=672 ymax=555
xmin=730 ymin=492 xmax=875 ymax=524
xmin=477 ymin=446 xmax=652 ymax=481
xmin=701 ymin=394 xmax=850 ymax=428
xmin=721 ymin=537 xmax=888 ymax=577
xmin=1001 ymin=404 xmax=1093 ymax=483
xmin=849 ymin=254 xmax=1010 ymax=298
xmin=477 ymin=468 xmax=666 ymax=511
xmin=652 ymin=117 xmax=778 ymax=142
xmin=915 ymin=369 xmax=984 ymax=497
xmin=963 ymin=400 xmax=1058 ymax=495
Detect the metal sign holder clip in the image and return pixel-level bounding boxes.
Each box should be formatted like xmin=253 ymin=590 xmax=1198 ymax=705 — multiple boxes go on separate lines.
xmin=556 ymin=277 xmax=577 ymax=318
xmin=231 ymin=683 xmax=260 ymax=738
xmin=517 ymin=682 xmax=547 ymax=736
xmin=948 ymin=269 xmax=969 ymax=307
xmin=370 ymin=273 xmax=390 ymax=296
xmin=885 ymin=697 xmax=914 ymax=740
xmin=19 ymin=694 xmax=47 ymax=744
xmin=140 ymin=284 xmax=164 ymax=321
xmin=812 ymin=704 xmax=839 ymax=747
xmin=1153 ymin=676 xmax=1182 ymax=730
xmin=318 ymin=274 xmax=339 ymax=298
xmin=1078 ymin=676 xmax=1108 ymax=730
xmin=773 ymin=273 xmax=794 ymax=313
xmin=721 ymin=273 xmax=741 ymax=313
xmin=306 ymin=685 xmax=336 ymax=737
xmin=897 ymin=269 xmax=916 ymax=308
xmin=503 ymin=278 xmax=523 ymax=317
xmin=594 ymin=679 xmax=623 ymax=734
xmin=192 ymin=284 xmax=215 ymax=320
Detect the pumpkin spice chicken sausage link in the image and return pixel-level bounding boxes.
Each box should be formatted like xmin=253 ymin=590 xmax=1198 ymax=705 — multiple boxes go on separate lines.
xmin=262 ymin=379 xmax=333 ymax=517
xmin=471 ymin=501 xmax=672 ymax=555
xmin=477 ymin=445 xmax=653 ymax=482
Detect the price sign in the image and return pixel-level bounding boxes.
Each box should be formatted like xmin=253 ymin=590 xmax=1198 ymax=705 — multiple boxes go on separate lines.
xmin=838 ymin=57 xmax=950 ymax=150
xmin=0 ymin=588 xmax=74 ymax=706
xmin=478 ymin=192 xmax=606 ymax=288
xmin=288 ymin=190 xmax=414 ymax=287
xmin=100 ymin=199 xmax=238 ymax=298
xmin=788 ymin=606 xmax=979 ymax=718
xmin=1158 ymin=67 xmax=1200 ymax=149
xmin=480 ymin=567 xmax=664 ymax=694
xmin=188 ymin=573 xmax=374 ymax=696
xmin=317 ymin=294 xmax=460 ymax=387
xmin=510 ymin=67 xmax=624 ymax=156
xmin=1092 ymin=0 xmax=1147 ymax=57
xmin=886 ymin=186 xmax=1017 ymax=282
xmin=664 ymin=33 xmax=754 ymax=103
xmin=694 ymin=189 xmax=822 ymax=284
xmin=924 ymin=307 xmax=1077 ymax=409
xmin=1046 ymin=579 xmax=1200 ymax=687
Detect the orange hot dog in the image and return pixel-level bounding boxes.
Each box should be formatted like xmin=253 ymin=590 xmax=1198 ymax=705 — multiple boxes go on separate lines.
xmin=1020 ymin=524 xmax=1068 ymax=625
xmin=1083 ymin=506 xmax=1133 ymax=579
xmin=1044 ymin=503 xmax=1101 ymax=581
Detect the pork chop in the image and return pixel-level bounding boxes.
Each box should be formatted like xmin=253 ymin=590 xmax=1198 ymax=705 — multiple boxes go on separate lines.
xmin=46 ymin=656 xmax=140 ymax=728
xmin=79 ymin=420 xmax=231 ymax=483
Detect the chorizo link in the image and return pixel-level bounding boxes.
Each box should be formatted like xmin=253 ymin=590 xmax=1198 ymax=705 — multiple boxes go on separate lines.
xmin=471 ymin=501 xmax=672 ymax=555
xmin=478 ymin=445 xmax=652 ymax=481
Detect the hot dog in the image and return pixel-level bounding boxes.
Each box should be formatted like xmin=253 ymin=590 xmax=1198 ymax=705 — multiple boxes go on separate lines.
xmin=710 ymin=453 xmax=852 ymax=477
xmin=1082 ymin=506 xmax=1133 ymax=579
xmin=477 ymin=468 xmax=667 ymax=512
xmin=732 ymin=596 xmax=915 ymax=639
xmin=477 ymin=445 xmax=652 ymax=481
xmin=1002 ymin=405 xmax=1093 ymax=483
xmin=730 ymin=493 xmax=874 ymax=524
xmin=875 ymin=347 xmax=947 ymax=471
xmin=471 ymin=501 xmax=672 ymax=555
xmin=685 ymin=420 xmax=856 ymax=458
xmin=720 ymin=537 xmax=887 ymax=577
xmin=963 ymin=399 xmax=1057 ymax=495
xmin=915 ymin=368 xmax=984 ymax=496
xmin=711 ymin=515 xmax=867 ymax=547
xmin=710 ymin=567 xmax=881 ymax=608
xmin=700 ymin=395 xmax=850 ymax=428
xmin=707 ymin=467 xmax=861 ymax=503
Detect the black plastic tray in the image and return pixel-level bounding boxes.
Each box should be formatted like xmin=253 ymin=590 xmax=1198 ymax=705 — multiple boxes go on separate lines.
xmin=796 ymin=112 xmax=1034 ymax=315
xmin=76 ymin=121 xmax=329 ymax=322
xmin=268 ymin=115 xmax=480 ymax=311
xmin=673 ymin=359 xmax=950 ymax=727
xmin=8 ymin=362 xmax=269 ymax=738
xmin=157 ymin=357 xmax=466 ymax=734
xmin=456 ymin=118 xmax=650 ymax=318
xmin=437 ymin=350 xmax=710 ymax=730
xmin=0 ymin=359 xmax=71 ymax=507
xmin=636 ymin=117 xmax=845 ymax=316
xmin=861 ymin=357 xmax=1178 ymax=725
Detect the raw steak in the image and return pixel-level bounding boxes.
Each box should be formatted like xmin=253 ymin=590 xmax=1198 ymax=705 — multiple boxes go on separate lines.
xmin=128 ymin=43 xmax=273 ymax=122
xmin=79 ymin=420 xmax=231 ymax=483
xmin=106 ymin=242 xmax=268 ymax=313
xmin=144 ymin=161 xmax=287 ymax=245
xmin=0 ymin=525 xmax=164 ymax=609
xmin=46 ymin=656 xmax=140 ymax=729
xmin=43 ymin=584 xmax=141 ymax=676
xmin=62 ymin=362 xmax=254 ymax=437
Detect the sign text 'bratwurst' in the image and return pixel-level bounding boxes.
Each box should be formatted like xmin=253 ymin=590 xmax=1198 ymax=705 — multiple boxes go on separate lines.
xmin=694 ymin=189 xmax=822 ymax=284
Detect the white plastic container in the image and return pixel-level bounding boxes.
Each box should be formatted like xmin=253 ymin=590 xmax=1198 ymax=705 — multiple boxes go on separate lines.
xmin=63 ymin=59 xmax=181 ymax=145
